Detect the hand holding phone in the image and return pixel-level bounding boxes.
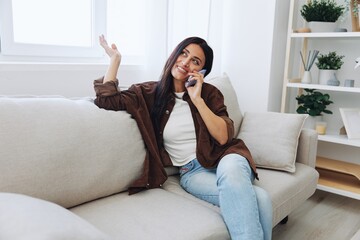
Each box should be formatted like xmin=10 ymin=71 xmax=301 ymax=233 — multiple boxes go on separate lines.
xmin=185 ymin=69 xmax=206 ymax=88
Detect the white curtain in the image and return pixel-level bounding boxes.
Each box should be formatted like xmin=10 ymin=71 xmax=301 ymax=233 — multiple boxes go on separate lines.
xmin=166 ymin=0 xmax=223 ymax=78
xmin=142 ymin=0 xmax=223 ymax=81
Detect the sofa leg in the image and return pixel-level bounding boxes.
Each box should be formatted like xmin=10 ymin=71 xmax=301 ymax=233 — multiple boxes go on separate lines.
xmin=280 ymin=216 xmax=288 ymax=224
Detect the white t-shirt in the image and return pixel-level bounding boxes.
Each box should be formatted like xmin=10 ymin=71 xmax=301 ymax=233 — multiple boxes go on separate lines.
xmin=163 ymin=92 xmax=197 ymax=166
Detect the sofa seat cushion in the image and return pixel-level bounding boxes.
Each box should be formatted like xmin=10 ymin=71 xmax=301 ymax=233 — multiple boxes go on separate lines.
xmin=0 ymin=193 xmax=111 ymax=240
xmin=70 ymin=189 xmax=230 ymax=240
xmin=163 ymin=163 xmax=318 ymax=227
xmin=255 ymin=163 xmax=319 ymax=226
xmin=162 ymin=176 xmax=221 ymax=213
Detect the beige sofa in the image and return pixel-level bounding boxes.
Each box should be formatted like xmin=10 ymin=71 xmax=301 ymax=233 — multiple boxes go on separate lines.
xmin=0 ymin=74 xmax=319 ymax=240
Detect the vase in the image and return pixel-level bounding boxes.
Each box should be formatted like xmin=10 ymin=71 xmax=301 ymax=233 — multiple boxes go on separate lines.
xmin=301 ymin=71 xmax=312 ymax=84
xmin=318 ymin=69 xmax=337 ymax=85
xmin=308 ymin=21 xmax=336 ymax=32
xmin=327 ymin=73 xmax=340 ymax=86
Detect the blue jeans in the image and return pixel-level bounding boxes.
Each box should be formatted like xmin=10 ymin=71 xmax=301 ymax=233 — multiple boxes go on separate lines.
xmin=180 ymin=154 xmax=272 ymax=240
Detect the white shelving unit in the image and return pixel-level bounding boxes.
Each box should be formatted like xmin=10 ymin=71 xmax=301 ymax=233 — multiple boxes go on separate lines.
xmin=291 ymin=32 xmax=360 ymax=38
xmin=282 ymin=0 xmax=360 ymax=200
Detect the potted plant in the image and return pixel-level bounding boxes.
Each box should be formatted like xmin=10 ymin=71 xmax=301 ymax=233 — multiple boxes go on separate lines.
xmin=300 ymin=0 xmax=345 ymax=32
xmin=316 ymin=51 xmax=345 ymax=85
xmin=296 ymin=89 xmax=333 ymax=116
xmin=296 ymin=88 xmax=333 ymax=130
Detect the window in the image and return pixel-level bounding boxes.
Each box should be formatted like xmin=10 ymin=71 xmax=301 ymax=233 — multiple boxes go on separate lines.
xmin=12 ymin=0 xmax=92 ymax=47
xmin=0 ymin=0 xmax=211 ymax=66
xmin=0 ymin=0 xmax=150 ymax=63
xmin=0 ymin=0 xmax=105 ymax=58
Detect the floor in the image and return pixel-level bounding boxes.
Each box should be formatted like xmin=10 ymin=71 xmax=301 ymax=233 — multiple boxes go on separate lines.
xmin=272 ymin=190 xmax=360 ymax=240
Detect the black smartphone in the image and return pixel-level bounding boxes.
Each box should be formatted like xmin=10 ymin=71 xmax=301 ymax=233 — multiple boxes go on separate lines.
xmin=185 ymin=69 xmax=206 ymax=88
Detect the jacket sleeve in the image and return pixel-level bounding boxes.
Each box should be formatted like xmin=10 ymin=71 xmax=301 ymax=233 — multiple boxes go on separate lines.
xmin=206 ymin=86 xmax=235 ymax=144
xmin=93 ymin=77 xmax=139 ymax=112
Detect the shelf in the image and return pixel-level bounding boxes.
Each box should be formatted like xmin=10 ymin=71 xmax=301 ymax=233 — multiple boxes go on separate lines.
xmin=283 ymin=0 xmax=360 ymax=200
xmin=316 ymin=157 xmax=360 ymax=200
xmin=317 ymin=157 xmax=360 ymax=179
xmin=287 ymin=83 xmax=360 ymax=93
xmin=318 ymin=134 xmax=360 ymax=147
xmin=291 ymin=32 xmax=360 ymax=39
xmin=317 ymin=181 xmax=360 ymax=200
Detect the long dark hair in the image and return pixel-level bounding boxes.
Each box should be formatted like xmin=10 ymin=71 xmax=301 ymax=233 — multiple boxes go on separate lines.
xmin=151 ymin=37 xmax=214 ymax=141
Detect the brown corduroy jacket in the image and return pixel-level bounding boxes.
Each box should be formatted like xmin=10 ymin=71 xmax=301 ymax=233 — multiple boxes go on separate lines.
xmin=94 ymin=77 xmax=257 ymax=194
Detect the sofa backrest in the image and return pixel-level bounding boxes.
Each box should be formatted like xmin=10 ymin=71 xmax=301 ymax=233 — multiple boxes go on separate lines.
xmin=0 ymin=96 xmax=145 ymax=208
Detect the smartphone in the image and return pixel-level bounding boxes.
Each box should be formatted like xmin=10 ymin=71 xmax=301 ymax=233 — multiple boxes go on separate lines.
xmin=185 ymin=69 xmax=206 ymax=88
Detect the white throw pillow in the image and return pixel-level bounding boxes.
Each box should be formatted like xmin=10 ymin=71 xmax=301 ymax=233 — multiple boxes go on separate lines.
xmin=0 ymin=193 xmax=112 ymax=240
xmin=238 ymin=112 xmax=307 ymax=173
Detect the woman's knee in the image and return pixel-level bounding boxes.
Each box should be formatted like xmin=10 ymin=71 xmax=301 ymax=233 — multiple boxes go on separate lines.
xmin=217 ymin=154 xmax=251 ymax=176
xmin=216 ymin=154 xmax=252 ymax=185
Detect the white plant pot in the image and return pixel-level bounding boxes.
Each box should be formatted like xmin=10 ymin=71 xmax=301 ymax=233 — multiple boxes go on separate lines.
xmin=301 ymin=71 xmax=312 ymax=84
xmin=308 ymin=21 xmax=336 ymax=32
xmin=303 ymin=115 xmax=323 ymax=129
xmin=318 ymin=69 xmax=337 ymax=85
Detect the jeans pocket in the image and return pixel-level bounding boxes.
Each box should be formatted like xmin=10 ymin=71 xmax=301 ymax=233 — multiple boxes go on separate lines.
xmin=179 ymin=160 xmax=194 ymax=177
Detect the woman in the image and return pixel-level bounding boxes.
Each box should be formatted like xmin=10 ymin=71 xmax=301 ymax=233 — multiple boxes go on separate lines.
xmin=94 ymin=35 xmax=272 ymax=240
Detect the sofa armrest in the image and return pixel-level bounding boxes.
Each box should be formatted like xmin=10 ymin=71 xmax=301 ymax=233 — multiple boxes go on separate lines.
xmin=296 ymin=129 xmax=318 ymax=168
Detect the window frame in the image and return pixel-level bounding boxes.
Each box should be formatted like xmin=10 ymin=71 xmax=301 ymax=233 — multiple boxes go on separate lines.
xmin=0 ymin=0 xmax=105 ymax=58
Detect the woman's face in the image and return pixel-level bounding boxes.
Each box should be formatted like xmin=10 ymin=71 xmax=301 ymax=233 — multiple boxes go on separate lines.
xmin=171 ymin=43 xmax=206 ymax=82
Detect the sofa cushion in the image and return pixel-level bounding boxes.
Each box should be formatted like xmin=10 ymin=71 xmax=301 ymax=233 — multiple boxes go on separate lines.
xmin=0 ymin=192 xmax=111 ymax=240
xmin=238 ymin=112 xmax=306 ymax=172
xmin=162 ymin=176 xmax=221 ymax=212
xmin=70 ymin=188 xmax=229 ymax=240
xmin=207 ymin=73 xmax=243 ymax=137
xmin=0 ymin=97 xmax=145 ymax=208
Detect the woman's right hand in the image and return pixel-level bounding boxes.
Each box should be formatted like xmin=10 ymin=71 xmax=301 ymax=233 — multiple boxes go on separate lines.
xmin=99 ymin=34 xmax=121 ymax=83
xmin=99 ymin=34 xmax=121 ymax=60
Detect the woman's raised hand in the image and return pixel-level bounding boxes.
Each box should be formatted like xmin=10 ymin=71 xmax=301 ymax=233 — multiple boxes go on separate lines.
xmin=99 ymin=34 xmax=121 ymax=83
xmin=99 ymin=34 xmax=121 ymax=60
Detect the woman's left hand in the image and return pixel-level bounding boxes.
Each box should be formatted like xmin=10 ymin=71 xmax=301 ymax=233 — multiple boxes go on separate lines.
xmin=186 ymin=71 xmax=205 ymax=105
xmin=186 ymin=71 xmax=229 ymax=145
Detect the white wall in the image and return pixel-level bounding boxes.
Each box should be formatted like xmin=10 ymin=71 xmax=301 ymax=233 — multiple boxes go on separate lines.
xmin=0 ymin=64 xmax=145 ymax=97
xmin=219 ymin=0 xmax=289 ymax=113
xmin=0 ymin=1 xmax=289 ymax=114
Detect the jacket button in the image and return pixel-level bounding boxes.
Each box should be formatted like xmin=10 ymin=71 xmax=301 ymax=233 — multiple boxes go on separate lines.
xmin=165 ymin=110 xmax=170 ymax=114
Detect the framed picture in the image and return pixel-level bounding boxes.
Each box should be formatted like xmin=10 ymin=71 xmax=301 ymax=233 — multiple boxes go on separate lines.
xmin=339 ymin=108 xmax=360 ymax=139
xmin=350 ymin=0 xmax=360 ymax=32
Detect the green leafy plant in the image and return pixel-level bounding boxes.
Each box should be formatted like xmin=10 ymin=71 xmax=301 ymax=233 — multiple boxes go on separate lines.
xmin=301 ymin=0 xmax=345 ymax=22
xmin=296 ymin=89 xmax=333 ymax=116
xmin=316 ymin=51 xmax=345 ymax=70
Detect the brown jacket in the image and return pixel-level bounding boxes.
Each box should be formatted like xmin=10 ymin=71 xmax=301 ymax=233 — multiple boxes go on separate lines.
xmin=94 ymin=77 xmax=257 ymax=194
